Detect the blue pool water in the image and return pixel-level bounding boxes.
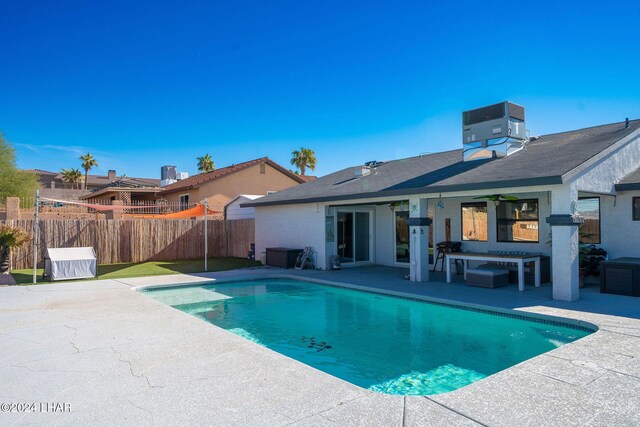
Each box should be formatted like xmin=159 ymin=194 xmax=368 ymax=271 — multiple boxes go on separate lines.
xmin=139 ymin=278 xmax=593 ymax=395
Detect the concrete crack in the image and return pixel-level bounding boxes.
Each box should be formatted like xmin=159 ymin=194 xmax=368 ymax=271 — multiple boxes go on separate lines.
xmin=10 ymin=363 xmax=102 ymax=376
xmin=123 ymin=395 xmax=155 ymax=423
xmin=111 ymin=347 xmax=163 ymax=389
xmin=64 ymin=324 xmax=80 ymax=353
xmin=401 ymin=396 xmax=407 ymax=427
xmin=424 ymin=396 xmax=488 ymax=427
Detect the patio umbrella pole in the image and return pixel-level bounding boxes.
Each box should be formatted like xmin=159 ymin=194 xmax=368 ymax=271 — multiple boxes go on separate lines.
xmin=32 ymin=189 xmax=39 ymax=285
xmin=204 ymin=198 xmax=208 ymax=271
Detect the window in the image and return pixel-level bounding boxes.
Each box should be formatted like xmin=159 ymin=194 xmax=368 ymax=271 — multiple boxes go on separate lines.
xmin=634 ymin=197 xmax=640 ymax=221
xmin=577 ymin=197 xmax=600 ymax=244
xmin=461 ymin=203 xmax=487 ymax=241
xmin=496 ymin=199 xmax=539 ymax=242
xmin=179 ymin=194 xmax=189 ymax=211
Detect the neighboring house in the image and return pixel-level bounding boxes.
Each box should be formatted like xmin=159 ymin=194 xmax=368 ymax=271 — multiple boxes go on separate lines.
xmin=246 ymin=102 xmax=640 ymax=302
xmin=79 ymin=179 xmax=161 ymax=204
xmin=225 ymin=195 xmax=264 ymax=220
xmin=158 ymin=157 xmax=307 ymax=212
xmin=25 ymin=169 xmax=160 ymax=200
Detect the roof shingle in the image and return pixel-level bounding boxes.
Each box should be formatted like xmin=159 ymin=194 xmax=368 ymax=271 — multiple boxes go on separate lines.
xmin=159 ymin=157 xmax=305 ymax=193
xmin=247 ymin=119 xmax=640 ymax=207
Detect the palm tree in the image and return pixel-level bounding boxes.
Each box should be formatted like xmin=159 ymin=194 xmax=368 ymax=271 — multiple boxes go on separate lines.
xmin=290 ymin=147 xmax=317 ymax=176
xmin=0 ymin=225 xmax=30 ymax=272
xmin=79 ymin=153 xmax=98 ymax=190
xmin=60 ymin=168 xmax=84 ymax=189
xmin=197 ymin=154 xmax=215 ymax=173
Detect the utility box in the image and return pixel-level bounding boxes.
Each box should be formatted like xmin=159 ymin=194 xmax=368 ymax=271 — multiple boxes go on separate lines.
xmin=601 ymin=258 xmax=640 ymax=296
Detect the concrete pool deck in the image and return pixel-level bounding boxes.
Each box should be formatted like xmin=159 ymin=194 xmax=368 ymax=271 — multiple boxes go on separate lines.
xmin=1 ymin=266 xmax=639 ymax=426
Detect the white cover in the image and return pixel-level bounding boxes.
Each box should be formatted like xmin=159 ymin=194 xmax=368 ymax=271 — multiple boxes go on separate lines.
xmin=45 ymin=247 xmax=97 ymax=281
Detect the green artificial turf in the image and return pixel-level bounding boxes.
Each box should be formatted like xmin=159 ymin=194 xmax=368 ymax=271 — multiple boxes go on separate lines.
xmin=11 ymin=257 xmax=262 ymax=285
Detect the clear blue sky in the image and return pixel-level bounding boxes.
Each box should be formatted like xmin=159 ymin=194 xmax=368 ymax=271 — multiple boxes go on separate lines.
xmin=2 ymin=0 xmax=639 ymax=179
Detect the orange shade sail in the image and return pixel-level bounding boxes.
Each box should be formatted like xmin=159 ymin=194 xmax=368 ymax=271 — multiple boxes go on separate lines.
xmin=125 ymin=204 xmax=220 ymax=219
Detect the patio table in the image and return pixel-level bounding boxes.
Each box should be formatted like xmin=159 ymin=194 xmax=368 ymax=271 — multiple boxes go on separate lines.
xmin=445 ymin=252 xmax=541 ymax=291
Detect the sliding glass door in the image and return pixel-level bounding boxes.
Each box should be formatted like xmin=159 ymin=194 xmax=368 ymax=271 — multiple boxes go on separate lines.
xmin=337 ymin=210 xmax=372 ymax=264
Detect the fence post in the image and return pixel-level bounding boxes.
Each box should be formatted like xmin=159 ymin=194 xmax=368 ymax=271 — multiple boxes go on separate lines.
xmin=6 ymin=197 xmax=20 ymax=220
xmin=106 ymin=200 xmax=123 ymax=220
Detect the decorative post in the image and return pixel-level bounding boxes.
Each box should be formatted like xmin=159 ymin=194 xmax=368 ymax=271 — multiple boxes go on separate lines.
xmin=408 ymin=197 xmax=430 ymax=282
xmin=546 ymin=186 xmax=581 ymax=301
xmin=204 ymin=198 xmax=208 ymax=271
xmin=5 ymin=197 xmax=20 ymax=220
xmin=32 ymin=190 xmax=39 ymax=285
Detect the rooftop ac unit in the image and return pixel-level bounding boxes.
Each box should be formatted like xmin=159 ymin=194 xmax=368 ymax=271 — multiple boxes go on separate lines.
xmin=462 ymin=101 xmax=528 ymax=161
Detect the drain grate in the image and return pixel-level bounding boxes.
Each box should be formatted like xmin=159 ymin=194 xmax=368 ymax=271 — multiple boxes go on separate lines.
xmin=301 ymin=336 xmax=332 ymax=352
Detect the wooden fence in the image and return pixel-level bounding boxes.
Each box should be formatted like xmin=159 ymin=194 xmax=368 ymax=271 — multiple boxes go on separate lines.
xmin=1 ymin=218 xmax=255 ymax=270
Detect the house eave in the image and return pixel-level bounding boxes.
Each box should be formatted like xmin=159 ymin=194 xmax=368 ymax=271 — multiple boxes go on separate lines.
xmin=561 ymin=127 xmax=640 ymax=183
xmin=80 ymin=187 xmax=161 ymax=199
xmin=242 ymin=176 xmax=564 ymax=208
xmin=615 ymin=183 xmax=640 ymax=192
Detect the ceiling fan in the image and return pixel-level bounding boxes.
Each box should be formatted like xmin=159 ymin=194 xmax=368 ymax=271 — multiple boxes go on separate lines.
xmin=473 ymin=194 xmax=519 ymax=206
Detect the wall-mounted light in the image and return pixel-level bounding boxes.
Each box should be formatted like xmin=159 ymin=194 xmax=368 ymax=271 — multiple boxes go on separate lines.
xmin=494 ymin=200 xmax=501 ymax=207
xmin=437 ymin=193 xmax=444 ymax=209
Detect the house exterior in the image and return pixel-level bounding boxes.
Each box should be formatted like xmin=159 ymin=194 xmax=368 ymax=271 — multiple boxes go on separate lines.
xmin=158 ymin=157 xmax=308 ymax=213
xmin=26 ymin=169 xmax=160 ymax=200
xmin=246 ymin=108 xmax=640 ymax=302
xmin=78 ymin=179 xmax=161 ymax=204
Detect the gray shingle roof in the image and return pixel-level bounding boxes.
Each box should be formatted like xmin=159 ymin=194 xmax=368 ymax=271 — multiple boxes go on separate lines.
xmin=615 ymin=167 xmax=640 ymax=191
xmin=247 ymin=119 xmax=640 ymax=207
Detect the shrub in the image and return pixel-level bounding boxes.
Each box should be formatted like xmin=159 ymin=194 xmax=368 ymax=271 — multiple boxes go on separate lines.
xmin=0 ymin=225 xmax=31 ymax=272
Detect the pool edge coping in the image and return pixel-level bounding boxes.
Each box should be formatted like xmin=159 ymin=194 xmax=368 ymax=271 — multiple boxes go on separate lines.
xmin=132 ymin=273 xmax=599 ymax=334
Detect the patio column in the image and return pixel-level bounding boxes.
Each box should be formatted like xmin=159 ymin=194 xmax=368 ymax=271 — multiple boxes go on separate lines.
xmin=408 ymin=197 xmax=430 ymax=282
xmin=546 ymin=186 xmax=581 ymax=301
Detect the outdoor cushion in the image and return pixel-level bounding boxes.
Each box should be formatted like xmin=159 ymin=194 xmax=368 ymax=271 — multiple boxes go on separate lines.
xmin=466 ymin=267 xmax=509 ymax=288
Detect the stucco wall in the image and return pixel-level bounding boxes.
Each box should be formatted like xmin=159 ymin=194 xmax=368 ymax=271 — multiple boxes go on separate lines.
xmin=599 ymin=191 xmax=640 ymax=259
xmin=162 ymin=163 xmax=301 ymax=210
xmin=255 ymin=203 xmax=326 ymax=269
xmin=571 ymin=130 xmax=640 ymax=194
xmin=568 ymin=130 xmax=640 ymax=258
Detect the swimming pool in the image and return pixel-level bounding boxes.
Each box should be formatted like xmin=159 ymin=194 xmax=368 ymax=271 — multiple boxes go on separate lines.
xmin=139 ymin=278 xmax=594 ymax=396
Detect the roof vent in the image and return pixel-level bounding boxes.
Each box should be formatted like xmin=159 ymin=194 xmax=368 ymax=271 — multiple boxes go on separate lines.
xmin=462 ymin=101 xmax=528 ymax=161
xmin=364 ymin=160 xmax=384 ymax=168
xmin=625 ymin=118 xmax=630 ymax=129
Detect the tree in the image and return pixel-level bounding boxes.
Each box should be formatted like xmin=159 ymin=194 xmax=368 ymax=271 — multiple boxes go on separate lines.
xmin=79 ymin=152 xmax=98 ymax=190
xmin=60 ymin=168 xmax=84 ymax=189
xmin=0 ymin=133 xmax=40 ymax=200
xmin=290 ymin=147 xmax=317 ymax=176
xmin=197 ymin=154 xmax=215 ymax=173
